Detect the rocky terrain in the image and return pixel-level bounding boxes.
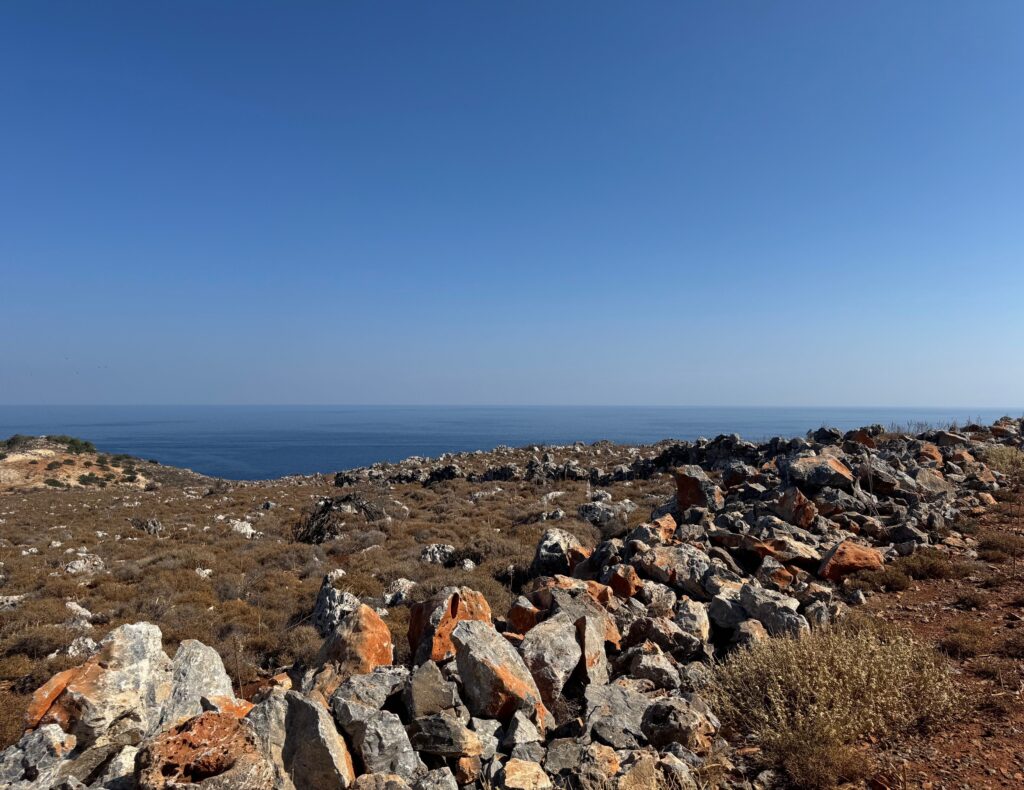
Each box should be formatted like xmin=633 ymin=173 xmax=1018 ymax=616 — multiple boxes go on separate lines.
xmin=1 ymin=418 xmax=1022 ymax=789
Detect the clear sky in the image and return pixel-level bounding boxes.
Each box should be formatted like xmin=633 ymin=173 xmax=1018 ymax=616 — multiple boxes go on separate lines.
xmin=2 ymin=2 xmax=1022 ymax=406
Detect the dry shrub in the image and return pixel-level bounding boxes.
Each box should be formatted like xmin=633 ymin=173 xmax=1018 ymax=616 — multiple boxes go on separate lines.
xmin=976 ymin=529 xmax=1024 ymax=564
xmin=939 ymin=620 xmax=992 ymax=659
xmin=985 ymin=445 xmax=1024 ymax=479
xmin=896 ymin=549 xmax=974 ymax=580
xmin=711 ymin=619 xmax=958 ymax=789
xmin=1001 ymin=630 xmax=1024 ymax=659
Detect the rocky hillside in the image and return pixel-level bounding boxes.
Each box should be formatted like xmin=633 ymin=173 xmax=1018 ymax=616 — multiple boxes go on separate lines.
xmin=0 ymin=418 xmax=1022 ymax=789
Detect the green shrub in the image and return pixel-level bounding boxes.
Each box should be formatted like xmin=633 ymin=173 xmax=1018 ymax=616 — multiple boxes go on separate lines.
xmin=711 ymin=619 xmax=958 ymax=789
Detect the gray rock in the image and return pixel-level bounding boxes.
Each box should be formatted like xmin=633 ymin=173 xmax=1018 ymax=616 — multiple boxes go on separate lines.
xmin=420 ymin=544 xmax=456 ymax=566
xmin=641 ymin=698 xmax=715 ymax=750
xmin=404 ymin=661 xmax=460 ymax=719
xmin=312 ymin=575 xmax=360 ymax=637
xmin=333 ymin=699 xmax=424 ymax=782
xmin=738 ymin=583 xmax=809 ymax=637
xmin=247 ymin=688 xmax=355 ymax=789
xmin=518 ymin=613 xmax=581 ymax=706
xmin=409 ymin=715 xmax=482 ymax=758
xmin=0 ymin=725 xmax=77 ymax=789
xmin=674 ymin=597 xmax=710 ymax=642
xmin=633 ymin=544 xmax=712 ymax=598
xmin=383 ymin=578 xmax=417 ymax=606
xmin=531 ymin=528 xmax=588 ymax=576
xmin=470 ymin=717 xmax=502 ymax=760
xmin=413 ymin=767 xmax=459 ymax=790
xmin=629 ymin=649 xmax=680 ymax=690
xmin=584 ymin=683 xmax=651 ymax=749
xmin=501 ymin=710 xmax=542 ymax=751
xmin=334 ymin=665 xmax=409 ymax=711
xmin=156 ymin=639 xmax=234 ymax=731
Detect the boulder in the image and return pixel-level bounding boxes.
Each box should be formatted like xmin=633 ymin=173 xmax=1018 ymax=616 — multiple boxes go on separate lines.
xmin=632 ymin=544 xmax=712 ymax=598
xmin=531 ymin=529 xmax=590 ymax=577
xmin=0 ymin=725 xmax=77 ymax=789
xmin=583 ymin=683 xmax=650 ymax=749
xmin=404 ymin=661 xmax=460 ymax=719
xmin=673 ymin=466 xmax=724 ymax=511
xmin=518 ymin=613 xmax=582 ymax=706
xmin=818 ymin=540 xmax=884 ymax=581
xmin=500 ymin=758 xmax=553 ymax=789
xmin=640 ymin=698 xmax=715 ymax=751
xmin=26 ymin=622 xmax=172 ymax=745
xmin=451 ymin=620 xmax=548 ymax=726
xmin=312 ymin=577 xmax=361 ymax=637
xmin=247 ymin=689 xmax=355 ymax=789
xmin=674 ymin=598 xmax=710 ymax=642
xmin=738 ymin=584 xmax=808 ymax=637
xmin=136 ymin=711 xmax=274 ymax=789
xmin=784 ymin=455 xmax=854 ymax=490
xmin=408 ymin=587 xmax=492 ymax=664
xmin=308 ymin=604 xmax=393 ymax=703
xmin=408 ymin=715 xmax=482 ymax=758
xmin=769 ymin=487 xmax=818 ymax=529
xmin=420 ymin=544 xmax=456 ymax=566
xmin=157 ymin=639 xmax=235 ymax=730
xmin=333 ymin=701 xmax=424 ymax=782
xmin=575 ymin=614 xmax=611 ymax=685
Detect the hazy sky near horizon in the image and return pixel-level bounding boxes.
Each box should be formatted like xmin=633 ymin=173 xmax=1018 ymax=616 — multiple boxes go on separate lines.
xmin=2 ymin=2 xmax=1023 ymax=407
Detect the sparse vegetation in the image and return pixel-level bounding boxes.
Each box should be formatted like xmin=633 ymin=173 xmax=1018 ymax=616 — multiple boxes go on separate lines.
xmin=711 ymin=619 xmax=958 ymax=789
xmin=939 ymin=620 xmax=992 ymax=659
xmin=985 ymin=445 xmax=1024 ymax=479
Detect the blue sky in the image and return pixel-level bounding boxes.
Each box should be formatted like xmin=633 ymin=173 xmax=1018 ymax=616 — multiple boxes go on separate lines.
xmin=2 ymin=2 xmax=1022 ymax=406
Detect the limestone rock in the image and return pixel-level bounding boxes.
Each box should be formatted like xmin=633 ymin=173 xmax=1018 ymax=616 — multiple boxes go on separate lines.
xmin=408 ymin=586 xmax=492 ymax=665
xmin=518 ymin=613 xmax=581 ymax=707
xmin=246 ymin=689 xmax=355 ymax=789
xmin=451 ymin=620 xmax=548 ymax=726
xmin=818 ymin=540 xmax=884 ymax=581
xmin=136 ymin=711 xmax=274 ymax=789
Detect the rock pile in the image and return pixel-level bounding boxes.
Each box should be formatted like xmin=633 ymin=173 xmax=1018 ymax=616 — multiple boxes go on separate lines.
xmin=5 ymin=418 xmax=1019 ymax=788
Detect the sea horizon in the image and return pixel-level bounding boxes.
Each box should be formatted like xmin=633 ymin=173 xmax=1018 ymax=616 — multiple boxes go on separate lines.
xmin=1 ymin=404 xmax=1019 ymax=481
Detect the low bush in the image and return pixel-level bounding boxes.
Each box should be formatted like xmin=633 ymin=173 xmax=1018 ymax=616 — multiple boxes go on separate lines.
xmin=985 ymin=445 xmax=1024 ymax=479
xmin=976 ymin=529 xmax=1024 ymax=563
xmin=711 ymin=619 xmax=958 ymax=789
xmin=939 ymin=620 xmax=992 ymax=659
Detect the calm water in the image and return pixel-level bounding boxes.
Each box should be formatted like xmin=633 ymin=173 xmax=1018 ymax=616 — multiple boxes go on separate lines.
xmin=0 ymin=406 xmax=1016 ymax=481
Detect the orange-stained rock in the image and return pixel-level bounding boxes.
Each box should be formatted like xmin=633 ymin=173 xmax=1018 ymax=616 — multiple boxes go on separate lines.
xmin=308 ymin=604 xmax=393 ymax=705
xmin=136 ymin=712 xmax=274 ymax=789
xmin=408 ymin=586 xmax=492 ymax=664
xmin=650 ymin=514 xmax=677 ymax=543
xmin=950 ymin=449 xmax=976 ymax=465
xmin=507 ymin=597 xmax=541 ymax=635
xmin=673 ymin=466 xmax=724 ymax=511
xmin=316 ymin=603 xmax=393 ymax=674
xmin=451 ymin=620 xmax=549 ymax=728
xmin=978 ymin=492 xmax=997 ymax=506
xmin=269 ymin=673 xmax=292 ymax=689
xmin=771 ymin=487 xmax=818 ymax=529
xmin=846 ymin=428 xmax=877 ymax=448
xmin=786 ymin=456 xmax=855 ymax=489
xmin=917 ymin=442 xmax=943 ymax=464
xmin=456 ymin=755 xmax=482 ymax=784
xmin=525 ymin=575 xmax=613 ymax=609
xmin=607 ymin=564 xmax=643 ymax=598
xmin=25 ymin=668 xmax=79 ymax=730
xmin=501 ymin=758 xmax=553 ymax=789
xmin=203 ymin=694 xmax=255 ymax=719
xmin=818 ymin=540 xmax=884 ymax=581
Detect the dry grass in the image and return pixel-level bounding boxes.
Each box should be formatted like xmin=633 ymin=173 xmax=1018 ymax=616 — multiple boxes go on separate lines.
xmin=984 ymin=445 xmax=1024 ymax=480
xmin=938 ymin=620 xmax=993 ymax=659
xmin=711 ymin=619 xmax=958 ymax=789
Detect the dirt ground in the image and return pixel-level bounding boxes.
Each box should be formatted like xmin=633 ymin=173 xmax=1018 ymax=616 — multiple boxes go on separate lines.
xmin=864 ymin=489 xmax=1024 ymax=790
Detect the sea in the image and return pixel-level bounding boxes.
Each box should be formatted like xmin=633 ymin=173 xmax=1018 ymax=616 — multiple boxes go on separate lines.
xmin=0 ymin=406 xmax=1017 ymax=481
